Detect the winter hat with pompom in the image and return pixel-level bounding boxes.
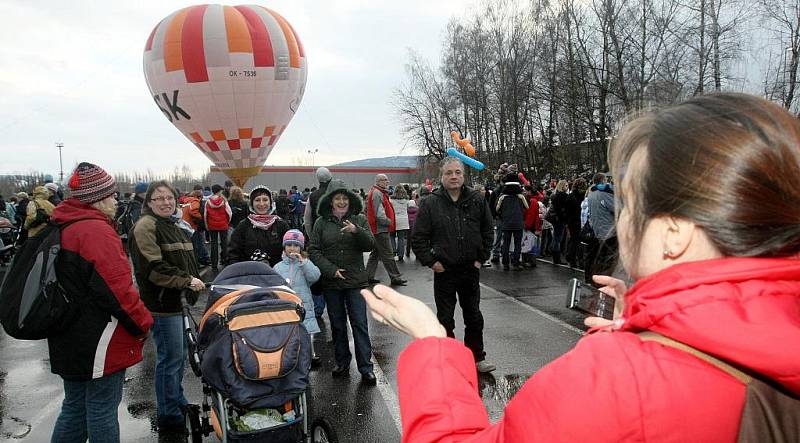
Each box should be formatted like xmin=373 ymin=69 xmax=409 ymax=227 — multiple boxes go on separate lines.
xmin=67 ymin=162 xmax=116 ymax=204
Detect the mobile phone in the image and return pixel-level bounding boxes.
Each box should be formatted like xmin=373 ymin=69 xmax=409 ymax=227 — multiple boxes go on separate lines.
xmin=566 ymin=278 xmax=615 ymax=320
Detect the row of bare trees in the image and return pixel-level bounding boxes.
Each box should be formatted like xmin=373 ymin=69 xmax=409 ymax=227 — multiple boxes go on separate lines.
xmin=0 ymin=165 xmax=212 ymax=200
xmin=397 ymin=0 xmax=800 ymax=182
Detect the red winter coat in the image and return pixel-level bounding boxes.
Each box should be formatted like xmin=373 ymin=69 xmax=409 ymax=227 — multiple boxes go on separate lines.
xmin=397 ymin=257 xmax=800 ymax=442
xmin=204 ymin=194 xmax=231 ymax=231
xmin=50 ymin=199 xmax=154 ymax=380
xmin=523 ymin=195 xmax=540 ymax=232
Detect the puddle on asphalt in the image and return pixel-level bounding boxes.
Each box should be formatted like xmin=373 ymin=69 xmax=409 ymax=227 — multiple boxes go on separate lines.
xmin=478 ymin=373 xmax=530 ymax=404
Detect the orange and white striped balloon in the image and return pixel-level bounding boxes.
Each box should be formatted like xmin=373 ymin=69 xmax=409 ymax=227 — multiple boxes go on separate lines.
xmin=143 ymin=4 xmax=307 ymax=186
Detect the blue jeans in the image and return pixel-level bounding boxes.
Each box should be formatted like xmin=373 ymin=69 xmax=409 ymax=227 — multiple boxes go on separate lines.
xmin=491 ymin=219 xmax=503 ymax=257
xmin=312 ymin=292 xmax=326 ymax=317
xmin=324 ymin=288 xmax=373 ymax=374
xmin=152 ymin=314 xmax=187 ymax=424
xmin=191 ymin=229 xmax=209 ymax=263
xmin=390 ymin=230 xmax=408 ymax=258
xmin=51 ymin=370 xmax=125 ymax=443
xmin=551 ymin=223 xmax=566 ymax=254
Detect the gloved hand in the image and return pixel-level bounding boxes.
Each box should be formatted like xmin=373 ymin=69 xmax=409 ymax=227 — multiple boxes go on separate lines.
xmin=185 ymin=290 xmax=199 ymax=306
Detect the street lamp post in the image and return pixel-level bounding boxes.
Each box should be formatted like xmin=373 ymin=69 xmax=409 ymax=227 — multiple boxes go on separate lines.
xmin=307 ymin=148 xmax=319 ymax=166
xmin=55 ymin=142 xmax=64 ymax=182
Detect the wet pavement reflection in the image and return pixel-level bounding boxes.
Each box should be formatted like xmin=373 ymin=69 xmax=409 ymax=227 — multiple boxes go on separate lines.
xmin=0 ymin=256 xmax=584 ymax=441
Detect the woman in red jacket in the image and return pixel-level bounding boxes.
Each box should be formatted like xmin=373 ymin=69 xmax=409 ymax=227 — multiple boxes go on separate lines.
xmin=50 ymin=162 xmax=154 ymax=441
xmin=362 ymin=93 xmax=800 ymax=442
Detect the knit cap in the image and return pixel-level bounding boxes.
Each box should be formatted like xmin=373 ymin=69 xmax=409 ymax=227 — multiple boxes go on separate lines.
xmin=44 ymin=182 xmax=59 ymax=194
xmin=134 ymin=182 xmax=148 ymax=194
xmin=67 ymin=162 xmax=116 ymax=204
xmin=315 ymin=167 xmax=332 ymax=184
xmin=282 ymin=229 xmax=305 ymax=248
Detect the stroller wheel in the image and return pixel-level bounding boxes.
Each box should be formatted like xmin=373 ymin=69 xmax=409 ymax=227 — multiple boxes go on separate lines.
xmin=184 ymin=404 xmax=203 ymax=443
xmin=310 ymin=418 xmax=338 ymax=443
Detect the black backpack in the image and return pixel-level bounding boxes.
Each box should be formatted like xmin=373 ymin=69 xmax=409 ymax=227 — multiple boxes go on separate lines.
xmin=0 ymin=222 xmax=80 ymax=339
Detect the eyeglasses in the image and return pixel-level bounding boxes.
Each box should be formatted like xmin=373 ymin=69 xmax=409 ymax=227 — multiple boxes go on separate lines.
xmin=150 ymin=196 xmax=175 ymax=203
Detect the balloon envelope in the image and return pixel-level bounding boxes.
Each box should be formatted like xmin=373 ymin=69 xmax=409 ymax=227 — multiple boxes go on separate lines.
xmin=143 ymin=4 xmax=307 ymax=186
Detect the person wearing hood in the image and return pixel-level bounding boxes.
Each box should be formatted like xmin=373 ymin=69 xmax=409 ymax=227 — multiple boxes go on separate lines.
xmin=44 ymin=182 xmax=62 ymax=205
xmin=363 ymin=93 xmax=800 ymax=442
xmin=180 ymin=188 xmax=211 ymax=266
xmin=227 ymin=185 xmax=290 ymax=267
xmin=308 ymin=179 xmax=378 ymax=384
xmin=203 ymin=184 xmax=232 ymax=270
xmin=24 ymin=185 xmax=56 ymax=238
xmin=49 ymin=162 xmax=153 ymax=441
xmin=129 ymin=180 xmax=204 ymax=434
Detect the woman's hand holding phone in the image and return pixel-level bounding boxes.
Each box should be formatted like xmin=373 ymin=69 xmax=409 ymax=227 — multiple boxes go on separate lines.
xmin=584 ymin=275 xmax=627 ymax=328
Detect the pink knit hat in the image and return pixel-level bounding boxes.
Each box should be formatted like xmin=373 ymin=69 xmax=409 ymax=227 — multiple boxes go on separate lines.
xmin=67 ymin=162 xmax=116 ymax=204
xmin=282 ymin=229 xmax=305 ymax=248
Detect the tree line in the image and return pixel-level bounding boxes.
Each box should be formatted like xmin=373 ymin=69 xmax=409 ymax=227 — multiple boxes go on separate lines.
xmin=396 ymin=0 xmax=799 ymax=182
xmin=0 ymin=165 xmax=212 ymax=200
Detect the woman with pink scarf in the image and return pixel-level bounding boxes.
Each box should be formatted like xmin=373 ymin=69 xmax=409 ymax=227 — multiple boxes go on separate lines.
xmin=227 ymin=185 xmax=290 ymax=267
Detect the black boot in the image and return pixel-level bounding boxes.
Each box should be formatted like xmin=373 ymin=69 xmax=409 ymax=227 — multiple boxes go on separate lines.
xmin=553 ymin=251 xmax=563 ymax=265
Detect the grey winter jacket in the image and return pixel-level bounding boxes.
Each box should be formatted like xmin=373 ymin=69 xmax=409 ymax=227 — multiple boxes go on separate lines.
xmin=586 ymin=185 xmax=616 ymax=240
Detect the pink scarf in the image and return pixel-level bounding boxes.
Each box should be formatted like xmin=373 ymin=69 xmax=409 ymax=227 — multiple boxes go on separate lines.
xmin=249 ymin=213 xmax=279 ymax=230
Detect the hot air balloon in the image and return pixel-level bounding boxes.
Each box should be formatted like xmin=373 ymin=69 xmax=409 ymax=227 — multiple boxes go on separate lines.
xmin=143 ymin=4 xmax=307 ymax=186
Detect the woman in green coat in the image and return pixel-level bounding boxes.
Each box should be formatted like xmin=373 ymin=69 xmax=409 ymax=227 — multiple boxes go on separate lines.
xmin=308 ymin=180 xmax=378 ymax=384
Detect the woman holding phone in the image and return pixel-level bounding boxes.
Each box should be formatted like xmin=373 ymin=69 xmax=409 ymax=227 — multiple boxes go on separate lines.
xmin=363 ymin=93 xmax=800 ymax=441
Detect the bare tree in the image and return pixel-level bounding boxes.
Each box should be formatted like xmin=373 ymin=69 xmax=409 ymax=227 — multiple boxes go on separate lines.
xmin=760 ymin=0 xmax=800 ymax=112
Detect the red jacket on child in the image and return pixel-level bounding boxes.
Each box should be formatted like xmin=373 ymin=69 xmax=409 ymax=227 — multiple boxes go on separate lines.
xmin=204 ymin=194 xmax=231 ymax=231
xmin=523 ymin=195 xmax=540 ymax=232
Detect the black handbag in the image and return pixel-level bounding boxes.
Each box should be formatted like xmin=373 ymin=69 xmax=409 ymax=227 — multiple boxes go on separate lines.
xmin=579 ymin=220 xmax=596 ymax=244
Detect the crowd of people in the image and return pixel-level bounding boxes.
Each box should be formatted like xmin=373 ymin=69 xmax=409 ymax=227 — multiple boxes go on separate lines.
xmin=1 ymin=92 xmax=796 ymax=442
xmin=0 ymin=154 xmax=635 ymax=440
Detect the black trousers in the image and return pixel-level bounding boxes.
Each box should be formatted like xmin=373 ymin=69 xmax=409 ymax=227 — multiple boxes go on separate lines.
xmin=209 ymin=229 xmax=228 ymax=267
xmin=566 ymin=223 xmax=581 ymax=264
xmin=584 ymin=236 xmax=618 ymax=284
xmin=433 ymin=265 xmax=485 ymax=362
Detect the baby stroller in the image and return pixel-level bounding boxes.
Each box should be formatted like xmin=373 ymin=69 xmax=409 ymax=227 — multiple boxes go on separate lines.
xmin=182 ymin=261 xmax=337 ymax=442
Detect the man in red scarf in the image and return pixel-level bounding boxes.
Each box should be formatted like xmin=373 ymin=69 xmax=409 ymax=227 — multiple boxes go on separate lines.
xmin=366 ymin=174 xmax=406 ymax=286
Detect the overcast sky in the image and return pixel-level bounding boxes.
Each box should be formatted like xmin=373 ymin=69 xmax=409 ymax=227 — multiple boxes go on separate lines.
xmin=0 ymin=0 xmax=470 ymax=177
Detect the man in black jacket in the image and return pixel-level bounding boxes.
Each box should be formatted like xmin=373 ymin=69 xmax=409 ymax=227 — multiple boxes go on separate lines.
xmin=412 ymin=157 xmax=496 ymax=373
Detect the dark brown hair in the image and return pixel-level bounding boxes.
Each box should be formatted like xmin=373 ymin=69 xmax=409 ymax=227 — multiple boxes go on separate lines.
xmin=142 ymin=180 xmax=178 ymax=215
xmin=610 ymin=92 xmax=800 ymax=259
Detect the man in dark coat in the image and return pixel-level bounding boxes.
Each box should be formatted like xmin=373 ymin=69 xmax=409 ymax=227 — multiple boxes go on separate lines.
xmin=411 ymin=157 xmax=496 ymax=373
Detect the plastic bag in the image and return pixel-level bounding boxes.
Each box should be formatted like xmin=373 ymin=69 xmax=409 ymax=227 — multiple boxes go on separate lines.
xmin=234 ymin=408 xmax=285 ymax=431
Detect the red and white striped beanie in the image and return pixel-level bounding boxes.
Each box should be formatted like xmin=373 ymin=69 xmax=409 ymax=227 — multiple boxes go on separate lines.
xmin=67 ymin=162 xmax=117 ymax=204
